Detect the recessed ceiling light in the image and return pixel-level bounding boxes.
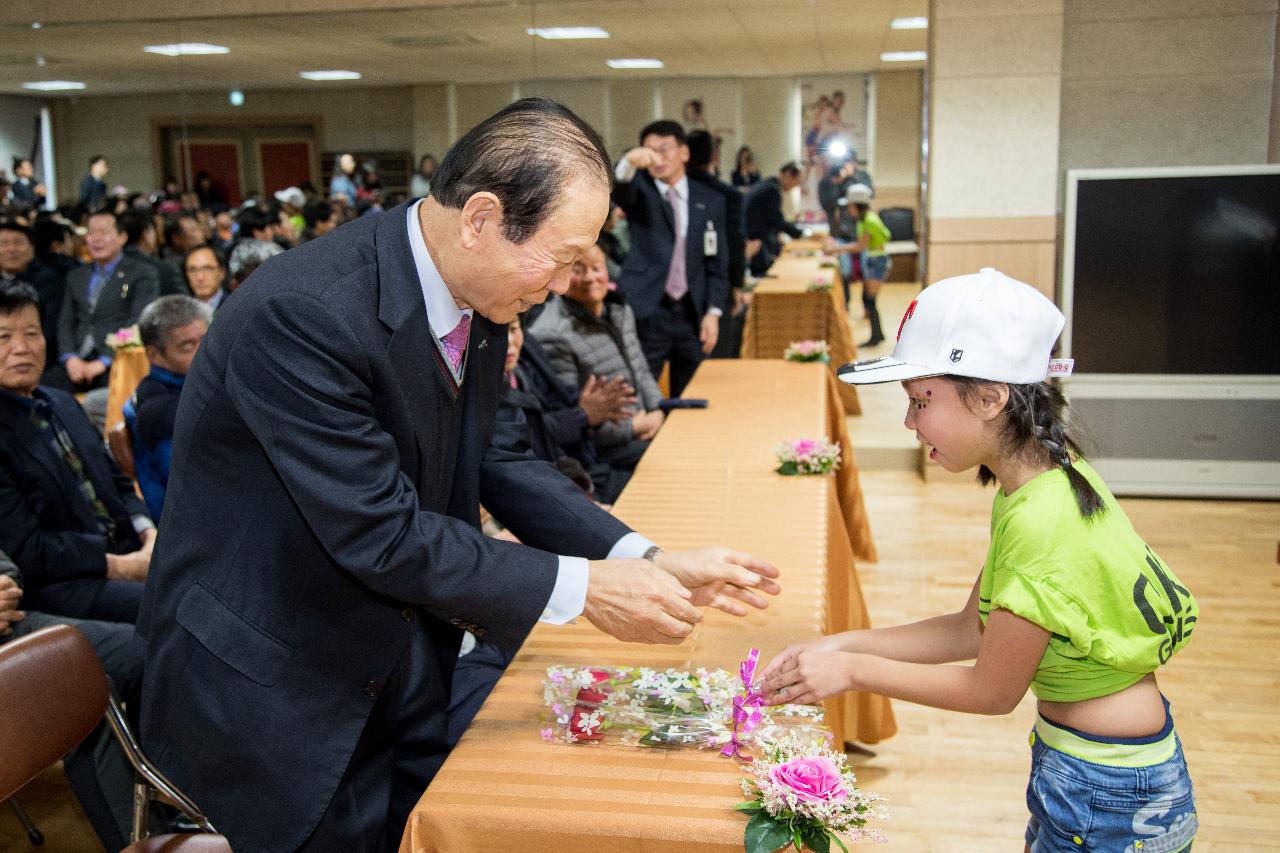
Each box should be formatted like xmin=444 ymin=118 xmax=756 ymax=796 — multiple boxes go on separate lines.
xmin=22 ymin=80 xmax=86 ymax=91
xmin=607 ymin=58 xmax=664 ymax=69
xmin=891 ymin=17 xmax=928 ymax=29
xmin=144 ymin=43 xmax=230 ymax=56
xmin=299 ymin=70 xmax=363 ymax=81
xmin=881 ymin=50 xmax=927 ymax=62
xmin=527 ymin=27 xmax=610 ymax=39
xmin=31 ymin=22 xmax=42 ymax=30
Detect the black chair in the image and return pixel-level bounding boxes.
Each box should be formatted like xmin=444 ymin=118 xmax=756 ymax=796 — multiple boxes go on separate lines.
xmin=879 ymin=207 xmax=916 ymax=242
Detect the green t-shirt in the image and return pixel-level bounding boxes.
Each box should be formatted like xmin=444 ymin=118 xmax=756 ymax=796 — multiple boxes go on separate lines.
xmin=856 ymin=211 xmax=891 ymax=255
xmin=978 ymin=460 xmax=1197 ymax=702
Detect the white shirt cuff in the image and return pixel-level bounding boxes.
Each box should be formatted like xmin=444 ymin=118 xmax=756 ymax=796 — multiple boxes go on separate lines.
xmin=132 ymin=515 xmax=155 ymax=534
xmin=706 ymin=307 xmax=724 ymax=318
xmin=540 ymin=533 xmax=658 ymax=624
xmin=615 ymin=158 xmax=638 ymax=183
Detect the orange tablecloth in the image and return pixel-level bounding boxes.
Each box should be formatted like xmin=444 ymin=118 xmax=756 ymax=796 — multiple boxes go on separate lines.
xmin=399 ymin=361 xmax=890 ymax=853
xmin=103 ymin=347 xmax=149 ymax=436
xmin=740 ymin=251 xmax=862 ymax=416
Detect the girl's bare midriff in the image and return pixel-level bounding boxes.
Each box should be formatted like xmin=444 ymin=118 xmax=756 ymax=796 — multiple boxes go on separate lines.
xmin=1038 ymin=672 xmax=1166 ymax=738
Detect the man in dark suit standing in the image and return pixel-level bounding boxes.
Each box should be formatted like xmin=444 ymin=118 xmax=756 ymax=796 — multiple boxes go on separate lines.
xmin=745 ymin=161 xmax=808 ymax=277
xmin=45 ymin=210 xmax=159 ymax=404
xmin=614 ymin=120 xmax=729 ymax=396
xmin=10 ymin=157 xmax=46 ymax=208
xmin=0 ymin=282 xmax=154 ymax=624
xmin=78 ymin=155 xmax=109 ymax=212
xmin=136 ymin=99 xmax=778 ymax=853
xmin=685 ymin=130 xmax=746 ymax=359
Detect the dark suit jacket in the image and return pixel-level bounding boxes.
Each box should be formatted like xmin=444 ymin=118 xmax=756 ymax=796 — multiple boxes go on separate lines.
xmin=78 ymin=175 xmax=106 ymax=211
xmin=688 ymin=169 xmax=745 ymax=292
xmin=0 ymin=388 xmax=146 ymax=596
xmin=56 ymin=254 xmax=159 ymax=361
xmin=135 ymin=201 xmax=632 ymax=853
xmin=613 ymin=171 xmax=729 ymax=322
xmin=124 ymin=246 xmax=186 ymax=297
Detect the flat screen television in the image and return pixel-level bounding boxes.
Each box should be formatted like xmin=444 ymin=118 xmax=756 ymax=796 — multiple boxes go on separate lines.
xmin=1061 ymin=166 xmax=1280 ymax=498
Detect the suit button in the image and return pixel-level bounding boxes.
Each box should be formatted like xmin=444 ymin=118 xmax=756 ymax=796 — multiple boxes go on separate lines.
xmin=362 ymin=680 xmax=381 ymax=699
xmin=401 ymin=608 xmax=417 ymax=622
xmin=472 ymin=626 xmax=489 ymax=639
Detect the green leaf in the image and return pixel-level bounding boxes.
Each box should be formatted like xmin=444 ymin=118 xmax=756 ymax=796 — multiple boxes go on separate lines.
xmin=776 ymin=461 xmax=799 ymax=476
xmin=801 ymin=827 xmax=831 ymax=853
xmin=735 ymin=801 xmax=764 ymax=813
xmin=744 ymin=811 xmax=793 ymax=853
xmin=831 ymin=835 xmax=850 ymax=853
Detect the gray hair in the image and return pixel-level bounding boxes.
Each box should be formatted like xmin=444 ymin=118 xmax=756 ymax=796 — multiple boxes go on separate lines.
xmin=139 ymin=295 xmax=213 ymax=350
xmin=229 ymin=239 xmax=284 ymax=281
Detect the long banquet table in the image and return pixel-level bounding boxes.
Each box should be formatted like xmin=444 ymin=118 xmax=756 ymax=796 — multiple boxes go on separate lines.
xmin=740 ymin=241 xmax=864 ymax=416
xmin=399 ymin=360 xmax=892 ymax=853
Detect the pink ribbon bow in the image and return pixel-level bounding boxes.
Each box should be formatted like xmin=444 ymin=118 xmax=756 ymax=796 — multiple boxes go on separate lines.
xmin=721 ymin=648 xmax=765 ymax=761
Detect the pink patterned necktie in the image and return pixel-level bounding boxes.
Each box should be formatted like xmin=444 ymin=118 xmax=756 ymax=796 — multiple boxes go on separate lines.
xmin=664 ymin=185 xmax=688 ymax=301
xmin=441 ymin=314 xmax=471 ymax=375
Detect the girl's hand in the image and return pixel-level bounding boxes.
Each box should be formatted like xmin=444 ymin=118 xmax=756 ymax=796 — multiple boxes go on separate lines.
xmin=758 ymin=634 xmax=851 ymax=683
xmin=758 ymin=647 xmax=859 ymax=706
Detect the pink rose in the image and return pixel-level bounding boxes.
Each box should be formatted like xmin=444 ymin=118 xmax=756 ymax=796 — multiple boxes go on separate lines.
xmin=769 ymin=756 xmax=847 ymax=803
xmin=792 ymin=439 xmax=818 ymax=456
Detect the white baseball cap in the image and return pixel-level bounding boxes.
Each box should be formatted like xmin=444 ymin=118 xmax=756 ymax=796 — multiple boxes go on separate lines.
xmin=838 ymin=268 xmax=1071 ymax=385
xmin=840 ymin=183 xmax=873 ymax=206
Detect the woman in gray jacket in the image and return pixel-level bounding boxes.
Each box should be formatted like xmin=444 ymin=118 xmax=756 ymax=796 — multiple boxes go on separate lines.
xmin=528 ymin=242 xmax=665 ymax=468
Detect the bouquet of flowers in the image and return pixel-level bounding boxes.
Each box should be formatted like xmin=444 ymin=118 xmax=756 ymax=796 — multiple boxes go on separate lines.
xmin=108 ymin=325 xmax=142 ymax=351
xmin=806 ymin=278 xmax=832 ymax=293
xmin=541 ymin=664 xmax=827 ymax=750
xmin=775 ymin=438 xmax=841 ymax=476
xmin=783 ymin=341 xmax=831 ymax=364
xmin=736 ymin=735 xmax=886 ymax=852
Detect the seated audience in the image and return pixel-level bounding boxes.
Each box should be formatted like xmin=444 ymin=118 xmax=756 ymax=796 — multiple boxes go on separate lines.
xmin=528 ymin=242 xmax=666 ymax=473
xmin=1 ymin=546 xmax=144 ymax=852
xmin=119 ymin=209 xmax=185 ymax=296
xmin=0 ymin=282 xmax=155 ymax=624
xmin=302 ymin=200 xmax=340 ymax=242
xmin=228 ymin=239 xmax=284 ymax=291
xmin=500 ymin=316 xmax=637 ymax=503
xmin=45 ymin=210 xmax=159 ymax=426
xmin=182 ymin=243 xmax=229 ymax=309
xmin=125 ymin=295 xmax=212 ymax=521
xmin=0 ymin=220 xmax=62 ymax=368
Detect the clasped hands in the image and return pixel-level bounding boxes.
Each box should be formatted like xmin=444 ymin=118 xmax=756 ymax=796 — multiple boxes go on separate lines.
xmin=582 ymin=548 xmax=781 ymax=645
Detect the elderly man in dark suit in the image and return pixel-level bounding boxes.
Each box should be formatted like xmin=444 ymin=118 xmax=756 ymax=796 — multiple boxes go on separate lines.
xmin=614 ymin=120 xmax=729 ymax=396
xmin=45 ymin=210 xmax=159 ymax=413
xmin=136 ymin=98 xmax=779 ymax=853
xmin=0 ymin=282 xmax=154 ymax=625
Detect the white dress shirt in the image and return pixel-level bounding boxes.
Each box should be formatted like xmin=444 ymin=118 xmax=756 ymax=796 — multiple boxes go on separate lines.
xmin=404 ymin=201 xmax=656 ymax=629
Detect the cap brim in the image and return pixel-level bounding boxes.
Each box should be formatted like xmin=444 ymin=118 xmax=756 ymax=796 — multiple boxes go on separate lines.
xmin=837 ymin=356 xmax=942 ymax=385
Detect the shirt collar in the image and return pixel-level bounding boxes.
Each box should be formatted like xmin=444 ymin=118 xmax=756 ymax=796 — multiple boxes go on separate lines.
xmin=93 ymin=254 xmax=122 ymax=277
xmin=656 ymin=174 xmax=689 ymax=202
xmin=406 ymin=199 xmax=470 ymax=341
xmin=147 ymin=366 xmax=186 ymax=388
xmin=0 ymin=385 xmax=45 ymax=414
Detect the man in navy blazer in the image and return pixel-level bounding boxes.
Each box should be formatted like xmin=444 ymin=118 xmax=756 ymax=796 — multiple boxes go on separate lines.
xmin=614 ymin=120 xmax=729 ymax=396
xmin=0 ymin=282 xmax=155 ymax=625
xmin=136 ymin=99 xmax=779 ymax=853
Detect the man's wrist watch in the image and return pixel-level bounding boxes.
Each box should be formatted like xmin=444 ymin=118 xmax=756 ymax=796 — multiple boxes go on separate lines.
xmin=642 ymin=545 xmax=664 ymax=563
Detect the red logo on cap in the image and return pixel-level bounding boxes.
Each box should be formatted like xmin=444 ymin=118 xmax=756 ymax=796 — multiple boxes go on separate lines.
xmin=897 ymin=299 xmax=918 ymax=341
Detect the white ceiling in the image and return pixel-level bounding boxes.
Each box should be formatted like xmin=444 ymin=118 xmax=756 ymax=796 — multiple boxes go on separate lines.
xmin=0 ymin=0 xmax=928 ymax=96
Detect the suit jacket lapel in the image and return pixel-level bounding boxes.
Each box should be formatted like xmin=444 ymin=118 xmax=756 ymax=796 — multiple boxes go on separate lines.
xmin=686 ymin=182 xmax=708 ymax=272
xmin=647 ymin=173 xmax=675 ymax=234
xmin=375 ymin=203 xmax=445 ymax=488
xmin=0 ymin=401 xmax=101 ymax=532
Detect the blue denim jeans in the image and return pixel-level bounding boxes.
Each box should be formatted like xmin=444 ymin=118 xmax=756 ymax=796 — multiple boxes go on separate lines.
xmin=1025 ymin=705 xmax=1197 ymax=852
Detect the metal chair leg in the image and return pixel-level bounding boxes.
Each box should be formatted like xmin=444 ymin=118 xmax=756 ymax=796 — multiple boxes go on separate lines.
xmin=7 ymin=797 xmax=45 ymax=846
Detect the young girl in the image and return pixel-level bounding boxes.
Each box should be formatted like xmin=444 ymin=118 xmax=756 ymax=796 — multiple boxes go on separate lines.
xmin=824 ymin=183 xmax=891 ymax=346
xmin=760 ymin=268 xmax=1198 ymax=852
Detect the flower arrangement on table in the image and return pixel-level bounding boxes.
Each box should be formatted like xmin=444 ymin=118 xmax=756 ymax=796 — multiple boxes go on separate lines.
xmin=736 ymin=734 xmax=886 ymax=852
xmin=775 ymin=438 xmax=841 ymax=476
xmin=783 ymin=340 xmax=831 ymax=364
xmin=541 ymin=664 xmax=827 ymax=749
xmin=806 ymin=278 xmax=832 ymax=293
xmin=108 ymin=325 xmax=142 ymax=351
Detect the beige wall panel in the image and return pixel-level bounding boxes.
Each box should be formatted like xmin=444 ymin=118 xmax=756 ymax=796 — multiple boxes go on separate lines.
xmin=873 ymin=70 xmax=922 ymax=188
xmin=932 ymin=14 xmax=1064 ymax=79
xmin=874 ymin=186 xmax=921 ymax=219
xmin=930 ymin=76 xmax=1061 ymax=219
xmin=1065 ymin=0 xmax=1276 ymax=22
xmin=1062 ymin=15 xmax=1274 ymax=80
xmin=655 ymin=77 xmax=743 ymax=157
xmin=607 ymin=79 xmax=659 ymax=161
xmin=411 ymin=84 xmax=451 ymax=162
xmin=740 ymin=77 xmax=798 ymax=184
xmin=933 ymin=0 xmax=1065 ymax=21
xmin=925 ymin=239 xmax=1057 ymax=298
xmin=1059 ymin=75 xmax=1273 ymax=171
xmin=929 ymin=216 xmax=1056 ymax=243
xmin=51 ymin=86 xmax=412 ymax=200
xmin=519 ymin=79 xmax=608 ymax=141
xmin=454 ymin=83 xmax=516 ymax=137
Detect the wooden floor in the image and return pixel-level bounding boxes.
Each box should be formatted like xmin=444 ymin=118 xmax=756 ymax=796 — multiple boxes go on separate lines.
xmin=3 ymin=278 xmax=1277 ymax=849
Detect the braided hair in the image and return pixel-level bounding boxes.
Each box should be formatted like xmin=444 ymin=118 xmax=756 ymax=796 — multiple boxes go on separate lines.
xmin=948 ymin=378 xmax=1106 ymax=519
